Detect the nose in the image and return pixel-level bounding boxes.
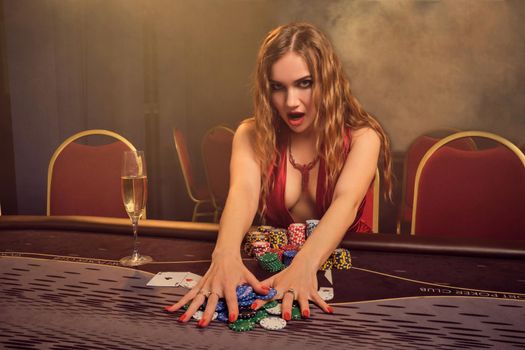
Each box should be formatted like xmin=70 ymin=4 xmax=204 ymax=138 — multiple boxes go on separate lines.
xmin=285 ymin=88 xmax=299 ymax=109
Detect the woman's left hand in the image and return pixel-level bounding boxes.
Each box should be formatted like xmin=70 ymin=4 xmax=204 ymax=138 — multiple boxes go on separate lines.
xmin=252 ymin=255 xmax=333 ymax=320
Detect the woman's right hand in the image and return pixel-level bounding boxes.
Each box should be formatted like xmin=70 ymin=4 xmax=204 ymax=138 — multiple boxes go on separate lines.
xmin=164 ymin=252 xmax=269 ymax=327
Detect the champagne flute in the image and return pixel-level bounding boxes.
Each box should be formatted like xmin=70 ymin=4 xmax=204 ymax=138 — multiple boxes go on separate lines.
xmin=119 ymin=150 xmax=153 ymax=266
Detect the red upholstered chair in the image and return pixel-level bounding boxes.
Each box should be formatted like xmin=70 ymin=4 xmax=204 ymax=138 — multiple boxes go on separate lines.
xmin=47 ymin=129 xmax=136 ymax=218
xmin=361 ymin=169 xmax=380 ymax=233
xmin=173 ymin=128 xmax=215 ymax=222
xmin=411 ymin=131 xmax=525 ymax=239
xmin=397 ymin=129 xmax=476 ymax=234
xmin=201 ymin=126 xmax=235 ymax=222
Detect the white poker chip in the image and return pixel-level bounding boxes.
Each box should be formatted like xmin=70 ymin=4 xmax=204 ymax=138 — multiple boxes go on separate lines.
xmin=192 ymin=310 xmax=218 ymax=321
xmin=265 ymin=303 xmax=282 ymax=315
xmin=318 ymin=287 xmax=334 ymax=301
xmin=259 ymin=317 xmax=286 ymax=330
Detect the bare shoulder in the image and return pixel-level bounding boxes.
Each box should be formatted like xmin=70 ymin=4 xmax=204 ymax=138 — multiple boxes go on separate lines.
xmin=235 ymin=118 xmax=256 ymax=139
xmin=351 ymin=126 xmax=380 ymax=148
xmin=233 ymin=118 xmax=257 ymax=153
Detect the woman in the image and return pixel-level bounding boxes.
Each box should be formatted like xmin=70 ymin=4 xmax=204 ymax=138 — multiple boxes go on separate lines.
xmin=166 ymin=22 xmax=392 ymax=327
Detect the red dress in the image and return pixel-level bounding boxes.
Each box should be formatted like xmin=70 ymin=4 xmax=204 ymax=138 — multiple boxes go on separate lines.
xmin=263 ymin=130 xmax=372 ymax=233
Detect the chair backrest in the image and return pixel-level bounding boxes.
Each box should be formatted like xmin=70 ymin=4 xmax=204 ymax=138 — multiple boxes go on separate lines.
xmin=173 ymin=128 xmax=210 ymax=202
xmin=201 ymin=126 xmax=235 ymax=211
xmin=47 ymin=129 xmax=136 ymax=218
xmin=398 ymin=129 xmax=476 ymax=232
xmin=361 ymin=168 xmax=380 ymax=233
xmin=411 ymin=131 xmax=525 ymax=238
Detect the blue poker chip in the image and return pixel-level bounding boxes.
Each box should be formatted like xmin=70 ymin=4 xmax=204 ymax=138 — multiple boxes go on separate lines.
xmin=256 ymin=287 xmax=277 ymax=301
xmin=238 ymin=291 xmax=256 ymax=301
xmin=236 ymin=284 xmax=253 ymax=300
xmin=238 ymin=298 xmax=256 ymax=307
xmin=216 ymin=311 xmax=229 ymax=323
xmin=215 ymin=299 xmax=226 ymax=312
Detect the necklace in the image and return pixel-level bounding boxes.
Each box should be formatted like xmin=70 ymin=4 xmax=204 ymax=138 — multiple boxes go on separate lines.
xmin=288 ymin=142 xmax=319 ymax=193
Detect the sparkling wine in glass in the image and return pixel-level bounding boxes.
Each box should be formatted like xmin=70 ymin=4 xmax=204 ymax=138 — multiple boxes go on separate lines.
xmin=119 ymin=150 xmax=153 ymax=266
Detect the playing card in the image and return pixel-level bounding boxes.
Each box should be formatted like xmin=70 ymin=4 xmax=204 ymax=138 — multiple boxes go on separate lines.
xmin=179 ymin=272 xmax=202 ymax=289
xmin=318 ymin=287 xmax=334 ymax=301
xmin=146 ymin=272 xmax=188 ymax=287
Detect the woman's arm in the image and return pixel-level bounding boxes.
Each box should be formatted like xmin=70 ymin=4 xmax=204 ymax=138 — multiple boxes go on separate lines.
xmin=255 ymin=126 xmax=381 ymax=319
xmin=166 ymin=121 xmax=269 ymax=326
xmin=299 ymin=126 xmax=380 ymax=268
xmin=213 ymin=121 xmax=262 ymax=254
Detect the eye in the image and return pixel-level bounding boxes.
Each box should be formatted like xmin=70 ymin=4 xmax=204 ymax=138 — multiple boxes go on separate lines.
xmin=270 ymin=82 xmax=283 ymax=91
xmin=297 ymin=79 xmax=313 ymax=89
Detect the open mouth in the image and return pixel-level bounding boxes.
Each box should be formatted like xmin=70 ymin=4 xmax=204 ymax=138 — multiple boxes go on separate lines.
xmin=287 ymin=112 xmax=305 ymax=127
xmin=287 ymin=112 xmax=305 ymax=120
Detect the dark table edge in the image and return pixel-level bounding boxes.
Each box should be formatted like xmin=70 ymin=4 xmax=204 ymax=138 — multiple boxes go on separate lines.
xmin=1 ymin=215 xmax=524 ymax=259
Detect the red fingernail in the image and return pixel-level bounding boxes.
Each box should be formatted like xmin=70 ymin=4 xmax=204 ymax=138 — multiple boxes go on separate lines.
xmin=302 ymin=309 xmax=310 ymax=318
xmin=250 ymin=302 xmax=258 ymax=310
xmin=261 ymin=285 xmax=270 ymax=291
xmin=327 ymin=307 xmax=334 ymax=314
xmin=164 ymin=306 xmax=174 ymax=312
xmin=284 ymin=311 xmax=291 ymax=321
xmin=229 ymin=313 xmax=236 ymax=322
xmin=177 ymin=314 xmax=186 ymax=322
xmin=198 ymin=318 xmax=206 ymax=327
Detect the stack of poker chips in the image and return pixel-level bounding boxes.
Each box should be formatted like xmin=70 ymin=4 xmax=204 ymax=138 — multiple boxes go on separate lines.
xmin=251 ymin=241 xmax=270 ymax=257
xmin=245 ymin=223 xmax=352 ymax=272
xmin=243 ymin=230 xmax=268 ymax=256
xmin=305 ymin=219 xmax=319 ymax=238
xmin=267 ymin=248 xmax=284 ymax=262
xmin=183 ymin=284 xmax=296 ymax=332
xmin=282 ymin=250 xmax=297 ymax=267
xmin=331 ymin=248 xmax=352 ymax=269
xmin=319 ymin=248 xmax=352 ymax=270
xmin=257 ymin=252 xmax=285 ymax=272
xmin=287 ymin=223 xmax=306 ymax=246
xmin=268 ymin=228 xmax=288 ymax=248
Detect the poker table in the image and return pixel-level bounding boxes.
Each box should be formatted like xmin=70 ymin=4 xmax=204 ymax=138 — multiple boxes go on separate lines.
xmin=1 ymin=215 xmax=524 ymax=350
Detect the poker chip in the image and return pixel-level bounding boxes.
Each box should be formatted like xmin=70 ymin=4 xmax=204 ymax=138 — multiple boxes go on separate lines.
xmin=239 ymin=309 xmax=256 ymax=319
xmin=252 ymin=309 xmax=269 ymax=323
xmin=257 ymin=225 xmax=274 ymax=233
xmin=319 ymin=258 xmax=333 ymax=271
xmin=257 ymin=252 xmax=284 ymax=272
xmin=251 ymin=241 xmax=270 ymax=257
xmin=238 ymin=298 xmax=256 ymax=307
xmin=229 ymin=319 xmax=255 ymax=332
xmin=267 ymin=248 xmax=283 ymax=262
xmin=268 ymin=228 xmax=288 ymax=249
xmin=291 ymin=306 xmax=302 ymax=320
xmin=265 ymin=303 xmax=282 ymax=315
xmin=256 ymin=287 xmax=277 ymax=301
xmin=305 ymin=219 xmax=319 ymax=238
xmin=282 ymin=249 xmax=297 ymax=267
xmin=259 ymin=317 xmax=286 ymax=330
xmin=263 ymin=300 xmax=279 ymax=309
xmin=236 ymin=284 xmax=253 ymax=299
xmin=192 ymin=310 xmax=218 ymax=321
xmin=215 ymin=300 xmax=226 ymax=312
xmin=332 ymin=248 xmax=352 ymax=269
xmin=216 ymin=311 xmax=229 ymax=323
xmin=318 ymin=287 xmax=334 ymax=301
xmin=287 ymin=223 xmax=306 ymax=247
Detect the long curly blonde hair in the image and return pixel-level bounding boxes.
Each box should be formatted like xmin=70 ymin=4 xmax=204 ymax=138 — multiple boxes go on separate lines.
xmin=252 ymin=23 xmax=393 ymax=214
